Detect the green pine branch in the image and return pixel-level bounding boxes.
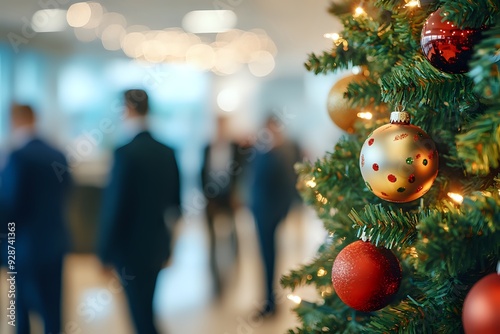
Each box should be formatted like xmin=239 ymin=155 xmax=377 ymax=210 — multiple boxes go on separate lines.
xmin=456 ymin=107 xmax=500 ymax=174
xmin=469 ymin=21 xmax=500 ymax=101
xmin=349 ymin=204 xmax=420 ymax=249
xmin=413 ymin=193 xmax=500 ymax=276
xmin=440 ymin=0 xmax=500 ymax=29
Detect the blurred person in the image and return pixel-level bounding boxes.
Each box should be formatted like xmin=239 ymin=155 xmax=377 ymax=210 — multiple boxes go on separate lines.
xmin=250 ymin=115 xmax=302 ymax=317
xmin=201 ymin=116 xmax=243 ymax=298
xmin=97 ymin=89 xmax=181 ymax=334
xmin=0 ymin=104 xmax=72 ymax=334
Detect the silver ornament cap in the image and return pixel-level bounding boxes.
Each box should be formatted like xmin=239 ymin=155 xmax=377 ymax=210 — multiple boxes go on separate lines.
xmin=390 ymin=111 xmax=411 ymax=124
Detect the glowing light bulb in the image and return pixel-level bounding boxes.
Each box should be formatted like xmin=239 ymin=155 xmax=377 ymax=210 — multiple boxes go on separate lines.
xmin=447 ymin=192 xmax=464 ymax=204
xmin=324 ymin=32 xmax=340 ymax=41
xmin=287 ymin=294 xmax=302 ymax=304
xmin=357 ymin=112 xmax=373 ymax=120
xmin=317 ymin=268 xmax=327 ymax=277
xmin=354 ymin=6 xmax=366 ymax=17
xmin=405 ymin=0 xmax=421 ymax=7
xmin=305 ymin=179 xmax=317 ymax=188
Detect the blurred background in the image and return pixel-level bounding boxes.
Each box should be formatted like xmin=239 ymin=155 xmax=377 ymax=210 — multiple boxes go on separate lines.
xmin=0 ymin=1 xmax=348 ymax=333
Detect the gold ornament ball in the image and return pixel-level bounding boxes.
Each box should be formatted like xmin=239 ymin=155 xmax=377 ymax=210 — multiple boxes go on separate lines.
xmin=327 ymin=73 xmax=366 ymax=133
xmin=359 ymin=113 xmax=439 ymax=203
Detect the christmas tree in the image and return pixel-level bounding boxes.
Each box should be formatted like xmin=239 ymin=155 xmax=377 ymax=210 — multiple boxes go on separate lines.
xmin=281 ymin=0 xmax=500 ymax=333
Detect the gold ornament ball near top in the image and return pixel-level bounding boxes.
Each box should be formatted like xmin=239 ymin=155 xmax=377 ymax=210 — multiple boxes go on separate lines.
xmin=327 ymin=73 xmax=367 ymax=133
xmin=359 ymin=111 xmax=439 ymax=203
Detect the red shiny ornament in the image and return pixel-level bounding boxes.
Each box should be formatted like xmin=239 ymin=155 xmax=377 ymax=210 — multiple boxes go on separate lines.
xmin=462 ymin=273 xmax=500 ymax=334
xmin=331 ymin=240 xmax=402 ymax=312
xmin=421 ymin=8 xmax=482 ymax=74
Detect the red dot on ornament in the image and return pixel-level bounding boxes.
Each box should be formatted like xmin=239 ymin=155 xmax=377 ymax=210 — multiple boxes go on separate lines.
xmin=416 ymin=186 xmax=423 ymax=193
xmin=361 ymin=154 xmax=365 ymax=167
xmin=416 ymin=154 xmax=421 ymax=159
xmin=408 ymin=174 xmax=416 ymax=183
xmin=388 ymin=174 xmax=397 ymax=183
xmin=368 ymin=138 xmax=375 ymax=146
xmin=372 ymin=163 xmax=379 ymax=171
xmin=381 ymin=192 xmax=388 ymax=197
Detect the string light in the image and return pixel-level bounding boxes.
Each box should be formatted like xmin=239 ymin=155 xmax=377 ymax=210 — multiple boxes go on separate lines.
xmin=306 ymin=178 xmax=317 ymax=188
xmin=316 ymin=193 xmax=328 ymax=204
xmin=323 ymin=32 xmax=340 ymax=41
xmin=354 ymin=6 xmax=366 ymax=17
xmin=404 ymin=0 xmax=421 ymax=7
xmin=317 ymin=268 xmax=328 ymax=277
xmin=447 ymin=192 xmax=464 ymax=204
xmin=323 ymin=32 xmax=349 ymax=51
xmin=409 ymin=247 xmax=419 ymax=258
xmin=357 ymin=111 xmax=373 ymax=120
xmin=287 ymin=294 xmax=302 ymax=304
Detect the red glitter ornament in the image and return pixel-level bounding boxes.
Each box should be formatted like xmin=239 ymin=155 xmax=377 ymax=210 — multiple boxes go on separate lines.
xmin=421 ymin=8 xmax=482 ymax=74
xmin=331 ymin=240 xmax=402 ymax=312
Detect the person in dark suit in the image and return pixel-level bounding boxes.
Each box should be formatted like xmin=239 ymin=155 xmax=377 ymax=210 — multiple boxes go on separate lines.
xmin=250 ymin=115 xmax=302 ymax=317
xmin=98 ymin=89 xmax=181 ymax=334
xmin=201 ymin=116 xmax=242 ymax=298
xmin=0 ymin=104 xmax=72 ymax=334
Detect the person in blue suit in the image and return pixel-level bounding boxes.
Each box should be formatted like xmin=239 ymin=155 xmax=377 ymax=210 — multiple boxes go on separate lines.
xmin=98 ymin=89 xmax=181 ymax=334
xmin=0 ymin=104 xmax=72 ymax=334
xmin=250 ymin=115 xmax=302 ymax=317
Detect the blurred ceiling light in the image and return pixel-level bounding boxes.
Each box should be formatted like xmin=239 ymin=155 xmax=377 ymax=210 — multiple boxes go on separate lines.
xmin=217 ymin=88 xmax=241 ymax=112
xmin=74 ymin=25 xmax=98 ymax=42
xmin=214 ymin=48 xmax=242 ymax=75
xmin=248 ymin=51 xmax=275 ymax=77
xmin=142 ymin=39 xmax=167 ymax=63
xmin=186 ymin=44 xmax=216 ymax=71
xmin=237 ymin=31 xmax=261 ymax=59
xmin=256 ymin=32 xmax=278 ymax=56
xmin=216 ymin=29 xmax=243 ymax=45
xmin=182 ymin=10 xmax=237 ymax=34
xmin=83 ymin=2 xmax=104 ymax=29
xmin=169 ymin=33 xmax=198 ymax=58
xmin=31 ymin=9 xmax=67 ymax=32
xmin=101 ymin=24 xmax=126 ymax=51
xmin=122 ymin=32 xmax=146 ymax=58
xmin=67 ymin=2 xmax=91 ymax=28
xmin=97 ymin=12 xmax=127 ymax=37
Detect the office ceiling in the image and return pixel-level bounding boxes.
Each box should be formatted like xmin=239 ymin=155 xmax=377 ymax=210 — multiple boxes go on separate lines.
xmin=0 ymin=0 xmax=342 ymax=77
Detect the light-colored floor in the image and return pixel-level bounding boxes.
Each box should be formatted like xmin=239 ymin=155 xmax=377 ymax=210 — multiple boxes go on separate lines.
xmin=1 ymin=207 xmax=326 ymax=334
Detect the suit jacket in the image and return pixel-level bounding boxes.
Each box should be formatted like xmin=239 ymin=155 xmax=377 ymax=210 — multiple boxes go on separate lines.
xmin=250 ymin=141 xmax=302 ymax=227
xmin=98 ymin=131 xmax=181 ymax=269
xmin=201 ymin=142 xmax=241 ymax=205
xmin=0 ymin=138 xmax=71 ymax=267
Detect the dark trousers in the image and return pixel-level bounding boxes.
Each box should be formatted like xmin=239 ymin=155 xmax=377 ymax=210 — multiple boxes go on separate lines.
xmin=255 ymin=216 xmax=281 ymax=311
xmin=16 ymin=257 xmax=64 ymax=334
xmin=205 ymin=200 xmax=238 ymax=296
xmin=116 ymin=263 xmax=161 ymax=334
